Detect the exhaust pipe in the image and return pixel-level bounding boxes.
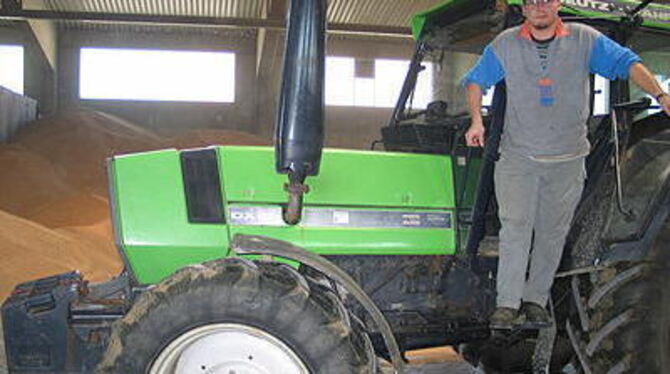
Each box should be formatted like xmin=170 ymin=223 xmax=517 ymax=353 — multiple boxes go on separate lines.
xmin=274 ymin=0 xmax=327 ymax=225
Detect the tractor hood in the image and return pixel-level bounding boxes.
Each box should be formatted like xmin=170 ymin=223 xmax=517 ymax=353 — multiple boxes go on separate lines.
xmin=412 ymin=0 xmax=670 ymax=41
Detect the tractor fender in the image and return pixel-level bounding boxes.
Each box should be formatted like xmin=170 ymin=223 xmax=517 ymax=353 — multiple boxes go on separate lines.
xmin=231 ymin=234 xmax=406 ymax=374
xmin=601 ymin=197 xmax=670 ymax=266
xmin=599 ymin=128 xmax=670 ymax=266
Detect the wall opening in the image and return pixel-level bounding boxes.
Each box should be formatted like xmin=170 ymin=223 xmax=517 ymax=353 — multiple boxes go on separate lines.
xmin=325 ymin=56 xmax=433 ymax=108
xmin=0 ymin=45 xmax=24 ymax=95
xmin=79 ymin=47 xmax=236 ymax=103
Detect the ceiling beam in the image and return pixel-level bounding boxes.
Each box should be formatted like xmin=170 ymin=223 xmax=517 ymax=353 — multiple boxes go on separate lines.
xmin=256 ymin=0 xmax=287 ymax=78
xmin=0 ymin=9 xmax=412 ymax=37
xmin=20 ymin=1 xmax=58 ymax=70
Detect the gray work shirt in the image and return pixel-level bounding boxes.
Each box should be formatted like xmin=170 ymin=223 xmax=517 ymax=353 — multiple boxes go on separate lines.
xmin=462 ymin=21 xmax=641 ymax=160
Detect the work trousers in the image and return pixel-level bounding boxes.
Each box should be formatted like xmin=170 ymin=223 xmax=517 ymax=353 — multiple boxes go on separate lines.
xmin=494 ymin=151 xmax=585 ymax=309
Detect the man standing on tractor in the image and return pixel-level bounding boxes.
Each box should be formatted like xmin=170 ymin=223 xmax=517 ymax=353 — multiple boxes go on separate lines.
xmin=462 ymin=0 xmax=670 ymax=329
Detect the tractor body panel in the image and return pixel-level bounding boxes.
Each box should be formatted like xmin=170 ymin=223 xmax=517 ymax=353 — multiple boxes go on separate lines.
xmin=108 ymin=149 xmax=229 ymax=284
xmin=109 ymin=146 xmax=459 ymax=284
xmin=220 ymin=146 xmax=455 ymax=208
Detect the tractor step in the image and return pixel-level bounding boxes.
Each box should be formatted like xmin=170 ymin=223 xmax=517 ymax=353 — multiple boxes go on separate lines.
xmin=477 ymin=235 xmax=500 ymax=258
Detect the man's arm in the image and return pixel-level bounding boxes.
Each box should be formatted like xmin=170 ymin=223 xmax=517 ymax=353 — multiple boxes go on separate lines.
xmin=589 ymin=34 xmax=669 ymax=116
xmin=629 ymin=62 xmax=670 ymax=116
xmin=465 ymin=84 xmax=486 ymax=147
xmin=460 ymin=44 xmax=505 ymax=147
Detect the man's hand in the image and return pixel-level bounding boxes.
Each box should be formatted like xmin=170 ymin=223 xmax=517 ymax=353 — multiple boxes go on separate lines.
xmin=465 ymin=122 xmax=486 ymax=147
xmin=465 ymin=83 xmax=486 ymax=147
xmin=659 ymin=94 xmax=670 ymax=116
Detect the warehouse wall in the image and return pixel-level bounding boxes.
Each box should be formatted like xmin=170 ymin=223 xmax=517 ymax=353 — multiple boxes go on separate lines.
xmin=0 ymin=22 xmax=57 ymax=116
xmin=256 ymin=33 xmax=418 ymax=150
xmin=256 ymin=34 xmax=480 ymax=150
xmin=326 ymin=35 xmax=417 ymax=150
xmin=55 ymin=26 xmax=475 ymax=149
xmin=434 ymin=51 xmax=480 ymax=116
xmin=57 ymin=27 xmax=259 ymax=137
xmin=0 ymin=86 xmax=38 ymax=142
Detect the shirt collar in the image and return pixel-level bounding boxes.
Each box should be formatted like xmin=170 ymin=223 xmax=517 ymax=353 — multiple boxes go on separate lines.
xmin=518 ymin=18 xmax=570 ymax=41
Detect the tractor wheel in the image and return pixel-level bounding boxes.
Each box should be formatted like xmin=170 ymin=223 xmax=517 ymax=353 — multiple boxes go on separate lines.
xmin=96 ymin=258 xmax=375 ymax=374
xmin=568 ymin=221 xmax=670 ymax=373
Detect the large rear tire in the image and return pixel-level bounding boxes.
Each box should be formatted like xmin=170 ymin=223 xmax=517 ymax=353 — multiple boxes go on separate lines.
xmin=96 ymin=258 xmax=375 ymax=374
xmin=568 ymin=221 xmax=670 ymax=373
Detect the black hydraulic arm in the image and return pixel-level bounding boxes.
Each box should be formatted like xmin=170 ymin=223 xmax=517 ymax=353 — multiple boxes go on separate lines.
xmin=387 ymin=42 xmax=428 ymax=128
xmin=275 ymin=0 xmax=327 ymax=225
xmin=465 ymin=82 xmax=506 ymax=267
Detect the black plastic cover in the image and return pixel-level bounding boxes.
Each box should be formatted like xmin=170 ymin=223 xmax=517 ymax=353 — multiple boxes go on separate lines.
xmin=180 ymin=148 xmax=225 ymax=224
xmin=2 ymin=272 xmax=82 ymax=372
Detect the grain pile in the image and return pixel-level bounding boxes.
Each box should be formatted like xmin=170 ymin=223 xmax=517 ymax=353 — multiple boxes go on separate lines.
xmin=12 ymin=111 xmax=164 ymax=195
xmin=0 ymin=210 xmax=121 ymax=298
xmin=0 ymin=109 xmax=269 ymax=301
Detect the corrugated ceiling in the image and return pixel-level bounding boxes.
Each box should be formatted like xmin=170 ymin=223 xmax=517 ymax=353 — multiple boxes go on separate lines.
xmin=41 ymin=0 xmax=266 ymax=19
xmin=328 ymin=0 xmax=443 ymax=27
xmin=26 ymin=0 xmax=444 ymax=29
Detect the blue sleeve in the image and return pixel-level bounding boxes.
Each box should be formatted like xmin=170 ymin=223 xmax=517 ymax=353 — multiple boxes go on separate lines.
xmin=589 ymin=35 xmax=641 ymax=80
xmin=461 ymin=45 xmax=505 ymax=91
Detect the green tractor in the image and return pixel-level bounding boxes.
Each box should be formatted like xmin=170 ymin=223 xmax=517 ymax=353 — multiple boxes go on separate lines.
xmin=3 ymin=0 xmax=670 ymax=373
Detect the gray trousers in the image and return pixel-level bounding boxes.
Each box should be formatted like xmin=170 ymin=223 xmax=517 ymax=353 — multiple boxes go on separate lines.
xmin=494 ymin=151 xmax=585 ymax=309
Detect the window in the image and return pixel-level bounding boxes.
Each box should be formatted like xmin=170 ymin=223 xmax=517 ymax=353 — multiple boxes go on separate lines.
xmin=0 ymin=45 xmax=24 ymax=95
xmin=593 ymin=75 xmax=610 ymax=116
xmin=79 ymin=48 xmax=235 ymax=103
xmin=630 ymin=51 xmax=669 ymax=117
xmin=482 ymin=87 xmax=495 ymax=110
xmin=325 ymin=56 xmax=433 ymax=108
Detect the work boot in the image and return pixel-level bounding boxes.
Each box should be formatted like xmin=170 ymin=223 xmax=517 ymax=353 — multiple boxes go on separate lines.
xmin=489 ymin=307 xmax=523 ymax=330
xmin=521 ymin=302 xmax=552 ymax=328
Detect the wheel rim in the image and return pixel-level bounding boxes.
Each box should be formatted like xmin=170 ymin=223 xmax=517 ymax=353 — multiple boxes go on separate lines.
xmin=149 ymin=323 xmax=310 ymax=374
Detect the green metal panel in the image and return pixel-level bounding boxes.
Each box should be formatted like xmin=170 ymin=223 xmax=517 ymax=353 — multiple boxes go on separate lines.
xmin=219 ymin=146 xmax=455 ymax=209
xmin=452 ymin=156 xmax=482 ymax=210
xmin=411 ymin=0 xmax=470 ymax=40
xmin=531 ymin=0 xmax=669 ymax=31
xmin=109 ymin=149 xmax=228 ymax=284
xmin=299 ymin=226 xmax=455 ymax=255
xmin=452 ymin=155 xmax=483 ymax=254
xmin=412 ymin=0 xmax=670 ymax=41
xmin=220 ymin=146 xmax=457 ymax=255
xmin=109 ymin=146 xmax=458 ymax=284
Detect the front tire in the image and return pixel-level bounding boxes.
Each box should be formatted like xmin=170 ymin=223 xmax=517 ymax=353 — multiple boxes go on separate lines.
xmin=96 ymin=258 xmax=375 ymax=374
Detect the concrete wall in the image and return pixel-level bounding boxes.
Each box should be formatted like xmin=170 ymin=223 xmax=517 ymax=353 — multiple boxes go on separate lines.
xmin=255 ymin=33 xmax=480 ymax=150
xmin=256 ymin=33 xmax=418 ymax=150
xmin=57 ymin=27 xmax=259 ymax=137
xmin=326 ymin=35 xmax=418 ymax=150
xmin=0 ymin=22 xmax=57 ymax=115
xmin=54 ymin=26 xmax=478 ymax=149
xmin=56 ymin=28 xmax=419 ymax=148
xmin=1 ymin=16 xmax=482 ymax=150
xmin=434 ymin=51 xmax=480 ymax=116
xmin=0 ymin=86 xmax=38 ymax=142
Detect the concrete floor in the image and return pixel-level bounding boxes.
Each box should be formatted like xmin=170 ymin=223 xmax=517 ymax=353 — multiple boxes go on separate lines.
xmin=382 ymin=361 xmax=477 ymax=374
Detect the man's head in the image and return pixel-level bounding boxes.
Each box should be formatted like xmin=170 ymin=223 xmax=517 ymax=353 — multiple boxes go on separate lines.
xmin=522 ymin=0 xmax=561 ymax=30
